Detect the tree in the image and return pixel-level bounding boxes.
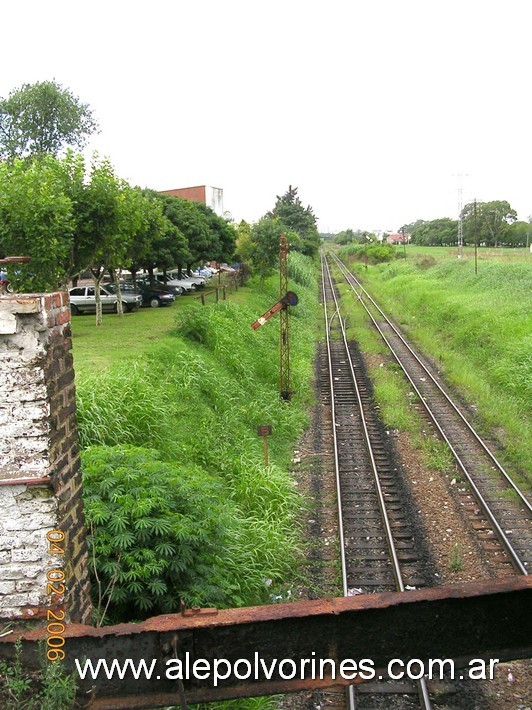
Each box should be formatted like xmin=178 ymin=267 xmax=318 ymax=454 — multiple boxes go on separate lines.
xmin=234 ymin=220 xmax=253 ymax=263
xmin=155 ymin=195 xmax=212 ymax=275
xmin=505 ymin=221 xmax=531 ymax=247
xmin=194 ymin=202 xmax=236 ymax=264
xmin=74 ymin=157 xmax=140 ymax=325
xmin=141 ymin=191 xmax=190 ymax=279
xmin=125 ymin=190 xmax=167 ymax=284
xmin=462 ymin=200 xmax=517 ymax=247
xmin=409 ymin=218 xmax=458 ymax=246
xmin=248 ymin=217 xmax=300 ymax=285
xmin=400 ymin=219 xmax=425 ymax=236
xmin=267 ymin=185 xmax=320 ymax=257
xmin=334 ymin=228 xmax=372 ymax=245
xmin=0 ymin=156 xmax=75 ymax=291
xmin=0 ymin=80 xmax=98 ymax=160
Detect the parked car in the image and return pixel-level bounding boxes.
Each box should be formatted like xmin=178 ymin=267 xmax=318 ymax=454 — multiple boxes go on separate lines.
xmin=153 ymin=273 xmax=198 ymax=294
xmin=192 ymin=267 xmax=214 ymax=279
xmin=219 ymin=264 xmax=237 ymax=274
xmin=136 ymin=276 xmax=184 ymax=297
xmin=167 ymin=269 xmax=206 ymax=287
xmin=106 ymin=283 xmax=176 ymax=308
xmin=69 ymin=286 xmax=142 ymax=314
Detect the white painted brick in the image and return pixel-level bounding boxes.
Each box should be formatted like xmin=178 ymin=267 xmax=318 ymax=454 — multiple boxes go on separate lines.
xmin=3 ymin=387 xmax=47 ymax=403
xmin=1 ymin=366 xmax=45 ymax=386
xmin=0 ymin=419 xmax=49 ymax=438
xmin=0 ymin=299 xmax=41 ymax=315
xmin=0 ymin=581 xmax=16 ymax=595
xmin=0 ymin=536 xmax=21 ymax=550
xmin=0 ymin=606 xmax=26 ymax=618
xmin=15 ymin=580 xmax=38 ymax=592
xmin=1 ymin=565 xmax=27 ymax=580
xmin=4 ymin=513 xmax=56 ymax=532
xmin=0 ymin=312 xmax=18 ymax=335
xmin=11 ymin=548 xmax=43 ymax=563
xmin=0 ymin=295 xmax=89 ymax=620
xmin=6 ymin=592 xmax=47 ymax=607
xmin=16 ymin=499 xmax=57 ymax=516
xmin=20 ymin=530 xmax=55 ymax=546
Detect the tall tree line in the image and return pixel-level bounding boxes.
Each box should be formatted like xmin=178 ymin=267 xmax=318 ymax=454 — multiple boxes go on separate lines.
xmin=0 ymin=81 xmax=236 ymax=323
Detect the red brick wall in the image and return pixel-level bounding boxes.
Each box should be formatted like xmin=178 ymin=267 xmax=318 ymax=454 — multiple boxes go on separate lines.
xmin=160 ymin=185 xmax=207 ymax=203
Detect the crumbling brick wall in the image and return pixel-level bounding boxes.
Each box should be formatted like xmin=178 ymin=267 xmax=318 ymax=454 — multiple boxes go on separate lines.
xmin=0 ymin=293 xmax=91 ymax=624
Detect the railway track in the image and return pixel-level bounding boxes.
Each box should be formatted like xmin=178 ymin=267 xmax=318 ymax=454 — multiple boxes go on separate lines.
xmin=328 ymin=249 xmax=531 ymax=578
xmin=320 ymin=253 xmax=433 ymax=710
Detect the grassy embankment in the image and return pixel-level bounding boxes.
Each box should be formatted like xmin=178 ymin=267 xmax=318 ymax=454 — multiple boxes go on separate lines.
xmin=71 ymin=254 xmax=320 ymax=620
xmin=334 ymin=245 xmax=532 ymax=485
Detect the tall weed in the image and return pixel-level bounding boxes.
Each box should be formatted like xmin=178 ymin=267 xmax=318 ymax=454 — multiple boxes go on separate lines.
xmin=356 ymin=255 xmax=532 ymax=477
xmin=78 ymin=272 xmax=319 ymax=613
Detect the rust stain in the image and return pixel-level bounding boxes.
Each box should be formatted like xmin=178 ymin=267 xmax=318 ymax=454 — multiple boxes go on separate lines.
xmin=1 ymin=578 xmax=529 ymax=710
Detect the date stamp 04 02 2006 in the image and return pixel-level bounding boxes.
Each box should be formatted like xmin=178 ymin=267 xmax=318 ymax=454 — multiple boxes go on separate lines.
xmin=45 ymin=529 xmax=67 ymax=662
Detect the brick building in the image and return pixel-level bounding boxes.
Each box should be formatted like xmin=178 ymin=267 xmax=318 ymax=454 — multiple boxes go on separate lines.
xmin=386 ymin=232 xmax=409 ymax=245
xmin=159 ymin=185 xmax=224 ymax=216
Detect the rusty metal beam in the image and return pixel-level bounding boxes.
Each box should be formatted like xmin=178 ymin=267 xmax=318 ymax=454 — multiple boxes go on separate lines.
xmin=1 ymin=578 xmax=530 ymax=709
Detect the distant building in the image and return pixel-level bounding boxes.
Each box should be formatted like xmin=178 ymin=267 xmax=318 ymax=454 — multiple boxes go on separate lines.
xmin=386 ymin=232 xmax=409 ymax=245
xmin=159 ymin=185 xmax=224 ymax=216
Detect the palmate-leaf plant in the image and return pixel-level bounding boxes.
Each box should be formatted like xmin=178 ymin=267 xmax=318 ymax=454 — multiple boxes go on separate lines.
xmin=82 ymin=445 xmax=230 ymax=623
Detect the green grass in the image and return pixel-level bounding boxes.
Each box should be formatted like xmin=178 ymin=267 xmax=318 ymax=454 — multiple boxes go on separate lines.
xmin=71 ymin=290 xmax=254 ymax=373
xmin=448 ymin=543 xmax=465 ymax=572
xmin=403 ymin=245 xmax=532 ymax=263
xmin=74 ymin=260 xmax=321 ymax=616
xmin=340 ymin=249 xmax=532 ymax=484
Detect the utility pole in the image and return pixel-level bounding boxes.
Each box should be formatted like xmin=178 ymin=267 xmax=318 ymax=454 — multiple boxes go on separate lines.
xmin=453 ymin=173 xmax=469 ymax=259
xmin=474 ymin=199 xmax=478 ymax=275
xmin=457 ymin=186 xmax=464 ymax=259
xmin=279 ymin=233 xmax=291 ymax=400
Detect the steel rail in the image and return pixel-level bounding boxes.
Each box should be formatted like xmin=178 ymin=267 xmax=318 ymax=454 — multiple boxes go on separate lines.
xmin=328 ymin=250 xmax=529 ymax=576
xmin=320 ymin=253 xmax=355 ymax=710
xmin=321 ymin=255 xmax=349 ymax=597
xmin=330 ymin=249 xmax=531 ymax=515
xmin=320 ymin=253 xmax=432 ymax=710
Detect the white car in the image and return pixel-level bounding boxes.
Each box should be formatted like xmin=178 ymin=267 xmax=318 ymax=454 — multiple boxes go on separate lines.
xmin=167 ymin=269 xmax=206 ymax=287
xmin=69 ymin=286 xmax=142 ymax=314
xmin=154 ymin=273 xmax=198 ymax=293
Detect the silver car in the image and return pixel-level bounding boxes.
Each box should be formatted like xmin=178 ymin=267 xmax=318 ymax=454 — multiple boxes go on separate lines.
xmin=167 ymin=269 xmax=206 ymax=287
xmin=69 ymin=285 xmax=142 ymax=315
xmin=153 ymin=274 xmax=198 ymax=293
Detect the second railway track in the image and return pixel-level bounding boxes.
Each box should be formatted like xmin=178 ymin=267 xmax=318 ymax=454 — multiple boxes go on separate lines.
xmin=328 ymin=249 xmax=531 ymax=578
xmin=313 ymin=249 xmax=531 ymax=710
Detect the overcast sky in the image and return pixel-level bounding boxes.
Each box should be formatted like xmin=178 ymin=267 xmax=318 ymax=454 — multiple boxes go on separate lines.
xmin=1 ymin=0 xmax=530 ymax=233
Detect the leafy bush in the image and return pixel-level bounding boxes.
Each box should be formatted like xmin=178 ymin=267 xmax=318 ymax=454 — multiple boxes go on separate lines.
xmin=83 ymin=445 xmax=229 ymax=621
xmin=0 ymin=640 xmax=76 ymax=710
xmin=338 ymin=242 xmax=397 ymax=263
xmin=83 ymin=445 xmax=303 ymax=618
